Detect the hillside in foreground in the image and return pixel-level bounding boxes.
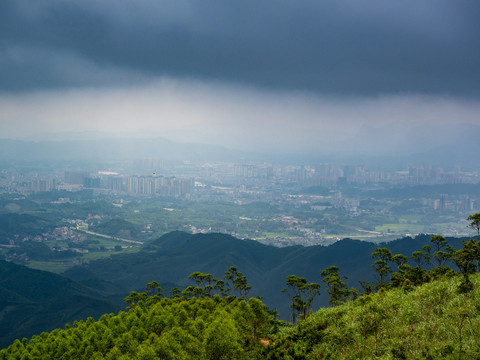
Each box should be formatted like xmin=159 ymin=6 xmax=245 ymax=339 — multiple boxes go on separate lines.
xmin=266 ymin=273 xmax=480 ymax=359
xmin=2 ymin=272 xmax=480 ymax=359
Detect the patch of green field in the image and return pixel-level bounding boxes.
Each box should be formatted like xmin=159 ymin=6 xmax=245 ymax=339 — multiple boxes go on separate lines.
xmin=27 ymin=247 xmax=141 ymax=273
xmin=374 ymin=215 xmax=425 ymax=234
xmin=82 ymin=247 xmax=140 ymax=261
xmin=260 ymin=232 xmax=284 ymax=239
xmin=375 ymin=223 xmax=425 ymax=233
xmin=375 ymin=220 xmax=470 ymax=237
xmin=397 ymin=214 xmax=422 ymax=223
xmin=28 ymin=261 xmax=68 ymax=274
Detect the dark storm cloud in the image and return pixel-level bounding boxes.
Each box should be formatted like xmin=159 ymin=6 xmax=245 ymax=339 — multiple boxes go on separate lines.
xmin=1 ymin=0 xmax=479 ymax=95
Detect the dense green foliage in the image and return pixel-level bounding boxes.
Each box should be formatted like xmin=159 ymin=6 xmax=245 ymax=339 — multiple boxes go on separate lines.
xmin=4 ymin=219 xmax=480 ymax=359
xmin=0 ymin=295 xmax=275 ymax=360
xmin=265 ymin=227 xmax=480 ymax=359
xmin=2 ymin=229 xmax=476 ymax=349
xmin=2 ymin=212 xmax=480 ymax=356
xmin=467 ymin=212 xmax=480 ymax=241
xmin=4 ymin=268 xmax=480 ymax=359
xmin=282 ymin=275 xmax=320 ymax=323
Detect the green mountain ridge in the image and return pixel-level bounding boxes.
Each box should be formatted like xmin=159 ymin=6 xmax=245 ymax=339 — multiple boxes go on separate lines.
xmin=64 ymin=231 xmax=468 ymax=319
xmin=0 ymin=231 xmax=472 ymax=349
xmin=0 ymin=260 xmax=120 ymax=348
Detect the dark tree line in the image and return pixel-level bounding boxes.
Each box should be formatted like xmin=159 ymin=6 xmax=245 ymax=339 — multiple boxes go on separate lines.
xmin=125 ymin=266 xmax=253 ymax=310
xmin=366 ymin=214 xmax=480 ymax=294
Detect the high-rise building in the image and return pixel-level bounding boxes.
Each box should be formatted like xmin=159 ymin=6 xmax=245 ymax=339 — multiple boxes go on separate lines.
xmin=29 ymin=179 xmax=55 ymax=192
xmin=83 ymin=177 xmax=101 ymax=188
xmin=128 ymin=175 xmax=139 ymax=193
xmin=65 ymin=171 xmax=89 ymax=184
xmin=108 ymin=176 xmax=124 ymax=191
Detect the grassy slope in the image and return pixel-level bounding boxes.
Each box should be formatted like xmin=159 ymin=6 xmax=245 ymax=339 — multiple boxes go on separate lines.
xmin=267 ymin=273 xmax=480 ymax=359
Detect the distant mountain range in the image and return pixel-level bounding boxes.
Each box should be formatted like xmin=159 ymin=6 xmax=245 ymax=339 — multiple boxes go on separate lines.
xmin=345 ymin=122 xmax=480 ymax=170
xmin=0 ymin=138 xmax=245 ymax=163
xmin=1 ymin=125 xmax=479 ymax=168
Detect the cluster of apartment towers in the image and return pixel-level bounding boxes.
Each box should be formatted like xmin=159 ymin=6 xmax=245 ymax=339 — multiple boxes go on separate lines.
xmin=64 ymin=171 xmax=193 ymax=197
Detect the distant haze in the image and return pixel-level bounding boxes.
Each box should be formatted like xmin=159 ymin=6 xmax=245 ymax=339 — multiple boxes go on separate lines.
xmin=0 ymin=0 xmax=479 ymax=161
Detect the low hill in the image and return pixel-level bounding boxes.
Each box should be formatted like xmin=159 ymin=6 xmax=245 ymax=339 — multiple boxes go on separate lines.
xmin=90 ymin=218 xmax=141 ymax=240
xmin=0 ymin=213 xmax=52 ymax=243
xmin=0 ymin=260 xmax=120 ymax=348
xmin=64 ymin=231 xmax=467 ymax=319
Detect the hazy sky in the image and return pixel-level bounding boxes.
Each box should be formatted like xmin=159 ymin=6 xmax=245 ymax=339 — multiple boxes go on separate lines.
xmin=1 ymin=0 xmax=479 ymax=155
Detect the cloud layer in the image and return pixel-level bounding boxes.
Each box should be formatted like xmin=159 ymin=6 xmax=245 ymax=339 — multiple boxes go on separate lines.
xmin=1 ymin=0 xmax=479 ymax=95
xmin=1 ymin=79 xmax=479 ymax=155
xmin=1 ymin=0 xmax=479 ymax=160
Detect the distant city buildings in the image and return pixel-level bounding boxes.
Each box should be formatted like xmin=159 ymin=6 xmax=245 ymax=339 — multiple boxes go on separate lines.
xmin=29 ymin=178 xmax=55 ymax=192
xmin=0 ymin=160 xmax=478 ymax=216
xmin=122 ymin=175 xmax=193 ymax=197
xmin=64 ymin=171 xmax=89 ymax=185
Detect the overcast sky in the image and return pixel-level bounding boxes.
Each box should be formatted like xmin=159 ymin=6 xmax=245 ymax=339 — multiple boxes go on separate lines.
xmin=1 ymin=0 xmax=479 ymax=155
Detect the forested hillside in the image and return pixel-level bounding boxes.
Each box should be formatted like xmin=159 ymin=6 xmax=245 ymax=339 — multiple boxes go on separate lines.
xmin=3 ymin=221 xmax=480 ymax=357
xmin=64 ymin=231 xmax=468 ymax=318
xmin=1 ymin=229 xmax=475 ymax=349
xmin=0 ymin=261 xmax=120 ymax=348
xmin=3 ymin=270 xmax=480 ymax=359
xmin=0 ymin=285 xmax=277 ymax=359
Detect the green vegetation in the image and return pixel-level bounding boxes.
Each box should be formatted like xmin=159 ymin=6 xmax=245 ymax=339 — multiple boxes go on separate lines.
xmin=28 ymin=260 xmax=69 ymax=273
xmin=0 ymin=213 xmax=55 ymax=240
xmin=0 ymin=297 xmax=275 ymax=360
xmin=0 ymin=260 xmax=120 ymax=348
xmin=63 ymin=230 xmax=475 ymax=320
xmin=374 ymin=216 xmax=464 ymax=237
xmin=266 ymin=274 xmax=480 ymax=359
xmin=282 ymin=275 xmax=320 ymax=323
xmin=27 ymin=245 xmax=141 ymax=274
xmin=321 ymin=266 xmax=357 ymax=306
xmin=90 ymin=219 xmax=141 ymax=240
xmin=4 ymin=264 xmax=480 ymax=359
xmin=2 ymin=213 xmax=480 ymax=357
xmin=266 ymin=228 xmax=480 ymax=358
xmin=467 ymin=212 xmax=480 ymax=241
xmin=0 ymin=270 xmax=277 ymax=360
